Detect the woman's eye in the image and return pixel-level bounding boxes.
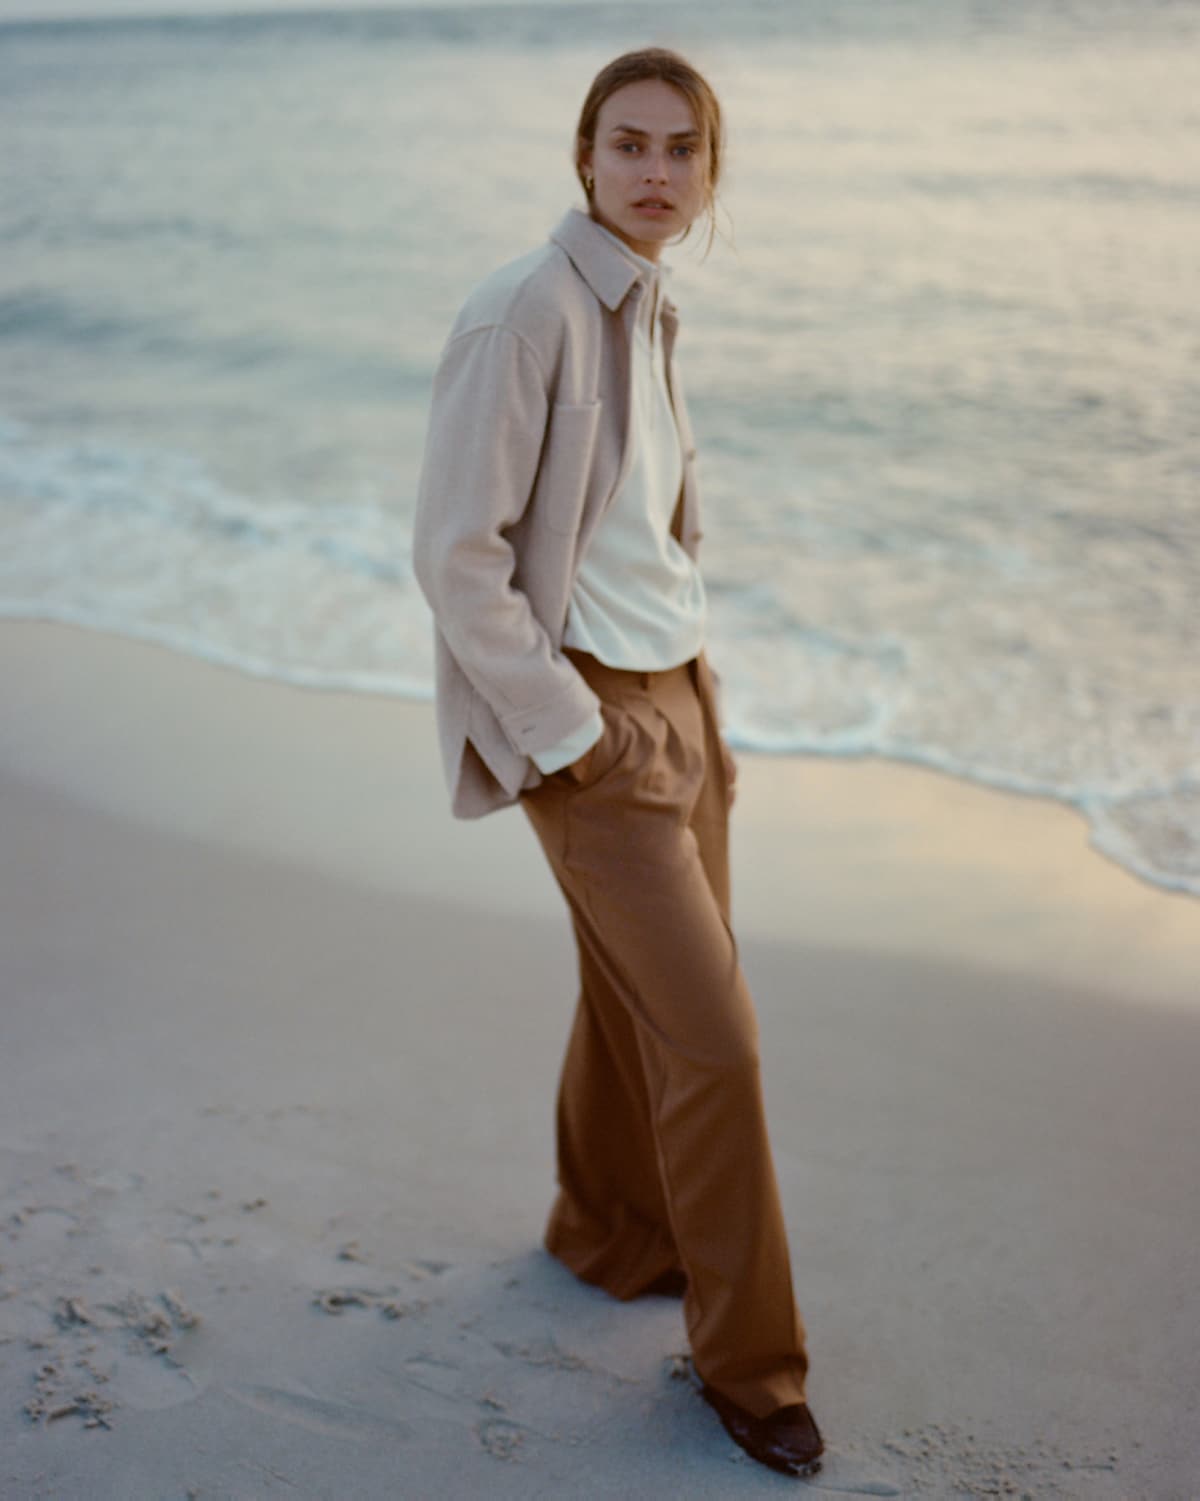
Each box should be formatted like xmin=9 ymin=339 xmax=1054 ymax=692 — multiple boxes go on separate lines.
xmin=618 ymin=142 xmax=640 ymax=153
xmin=672 ymin=145 xmax=695 ymax=157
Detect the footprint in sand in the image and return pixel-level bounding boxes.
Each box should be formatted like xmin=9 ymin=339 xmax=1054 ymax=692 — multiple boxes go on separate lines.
xmin=475 ymin=1415 xmax=525 ymax=1461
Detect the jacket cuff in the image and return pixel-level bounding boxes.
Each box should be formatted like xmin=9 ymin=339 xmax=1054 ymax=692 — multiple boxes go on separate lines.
xmin=497 ymin=674 xmax=601 ymax=756
xmin=530 ymin=710 xmax=604 ymax=774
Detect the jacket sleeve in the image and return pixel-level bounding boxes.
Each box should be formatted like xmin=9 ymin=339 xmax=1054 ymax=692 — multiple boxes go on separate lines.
xmin=412 ymin=322 xmax=600 ymax=756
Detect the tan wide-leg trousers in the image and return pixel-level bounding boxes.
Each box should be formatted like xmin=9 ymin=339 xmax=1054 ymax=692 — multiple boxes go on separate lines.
xmin=520 ymin=649 xmax=809 ymax=1418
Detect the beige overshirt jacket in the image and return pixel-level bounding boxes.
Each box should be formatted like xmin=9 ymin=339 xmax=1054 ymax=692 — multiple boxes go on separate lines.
xmin=413 ymin=207 xmax=704 ymax=819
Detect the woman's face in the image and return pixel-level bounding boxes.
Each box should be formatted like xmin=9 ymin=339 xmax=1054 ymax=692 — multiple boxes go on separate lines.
xmin=580 ymin=79 xmax=708 ymax=262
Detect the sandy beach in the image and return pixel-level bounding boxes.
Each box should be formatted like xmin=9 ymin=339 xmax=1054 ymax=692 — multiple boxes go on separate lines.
xmin=2 ymin=620 xmax=1198 ymax=1499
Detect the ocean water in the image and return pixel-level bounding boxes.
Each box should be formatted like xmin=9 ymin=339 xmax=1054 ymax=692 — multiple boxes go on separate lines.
xmin=1 ymin=0 xmax=1197 ymax=897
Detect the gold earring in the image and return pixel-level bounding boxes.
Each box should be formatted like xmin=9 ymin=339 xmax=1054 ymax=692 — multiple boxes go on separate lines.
xmin=584 ymin=174 xmax=594 ymax=191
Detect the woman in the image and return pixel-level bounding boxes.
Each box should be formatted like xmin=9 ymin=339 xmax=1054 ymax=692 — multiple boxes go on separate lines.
xmin=413 ymin=47 xmax=822 ymax=1479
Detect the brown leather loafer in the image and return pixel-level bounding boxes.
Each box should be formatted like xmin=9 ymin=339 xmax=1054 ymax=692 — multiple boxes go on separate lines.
xmin=700 ymin=1384 xmax=824 ymax=1478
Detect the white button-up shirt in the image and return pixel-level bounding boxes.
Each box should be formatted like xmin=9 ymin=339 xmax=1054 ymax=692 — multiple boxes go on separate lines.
xmin=532 ymin=228 xmax=708 ymax=774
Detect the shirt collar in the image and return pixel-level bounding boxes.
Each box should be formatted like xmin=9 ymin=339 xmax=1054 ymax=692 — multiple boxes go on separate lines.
xmin=592 ymin=220 xmax=673 ymax=283
xmin=548 ymin=206 xmax=677 ymax=318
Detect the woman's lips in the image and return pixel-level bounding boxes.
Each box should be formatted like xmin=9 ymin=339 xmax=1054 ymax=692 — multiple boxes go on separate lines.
xmin=632 ymin=200 xmax=673 ymax=217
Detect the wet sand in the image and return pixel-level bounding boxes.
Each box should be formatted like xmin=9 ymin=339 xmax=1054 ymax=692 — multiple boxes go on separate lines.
xmin=2 ymin=621 xmax=1198 ymax=1498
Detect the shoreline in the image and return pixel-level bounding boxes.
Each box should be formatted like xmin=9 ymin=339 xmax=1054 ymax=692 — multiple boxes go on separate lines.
xmin=3 ymin=619 xmax=1199 ymax=1496
xmin=3 ymin=605 xmax=1195 ymax=908
xmin=2 ymin=619 xmax=1197 ymax=1008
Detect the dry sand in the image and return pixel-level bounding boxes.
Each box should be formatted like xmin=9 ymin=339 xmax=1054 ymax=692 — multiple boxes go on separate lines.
xmin=1 ymin=621 xmax=1198 ymax=1499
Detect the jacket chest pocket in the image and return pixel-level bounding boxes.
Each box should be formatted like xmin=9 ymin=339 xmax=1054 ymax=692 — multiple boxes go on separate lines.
xmin=534 ymin=399 xmax=603 ymax=536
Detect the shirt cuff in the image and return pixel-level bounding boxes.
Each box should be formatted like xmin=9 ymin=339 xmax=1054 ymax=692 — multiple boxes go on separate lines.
xmin=530 ymin=709 xmax=604 ymax=774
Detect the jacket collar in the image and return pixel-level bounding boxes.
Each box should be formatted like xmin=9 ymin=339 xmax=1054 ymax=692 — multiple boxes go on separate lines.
xmin=549 ymin=206 xmax=678 ymax=322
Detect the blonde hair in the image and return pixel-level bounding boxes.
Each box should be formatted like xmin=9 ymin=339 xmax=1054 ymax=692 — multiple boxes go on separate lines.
xmin=574 ymin=47 xmax=725 ymax=255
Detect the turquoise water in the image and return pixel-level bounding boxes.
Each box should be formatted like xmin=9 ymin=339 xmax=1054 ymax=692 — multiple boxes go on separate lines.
xmin=1 ymin=0 xmax=1197 ymax=895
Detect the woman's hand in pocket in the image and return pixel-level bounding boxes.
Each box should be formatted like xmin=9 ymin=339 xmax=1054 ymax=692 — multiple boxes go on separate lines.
xmin=563 ymin=741 xmax=599 ymax=784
